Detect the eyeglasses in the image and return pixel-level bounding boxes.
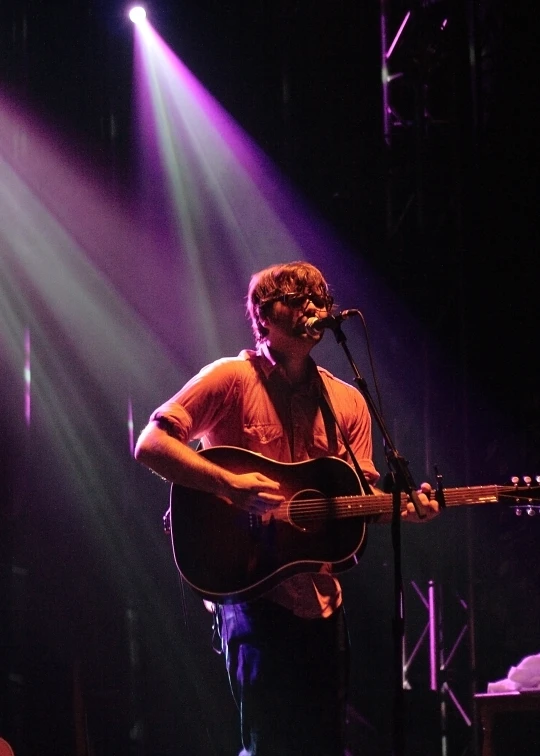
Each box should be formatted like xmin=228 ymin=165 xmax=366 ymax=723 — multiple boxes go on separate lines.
xmin=269 ymin=292 xmax=334 ymax=311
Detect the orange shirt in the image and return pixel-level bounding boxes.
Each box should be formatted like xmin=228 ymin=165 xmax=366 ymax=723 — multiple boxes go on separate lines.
xmin=151 ymin=345 xmax=379 ymax=618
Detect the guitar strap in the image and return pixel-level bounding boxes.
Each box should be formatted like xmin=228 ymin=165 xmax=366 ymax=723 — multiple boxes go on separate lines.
xmin=319 ymin=378 xmax=373 ymax=496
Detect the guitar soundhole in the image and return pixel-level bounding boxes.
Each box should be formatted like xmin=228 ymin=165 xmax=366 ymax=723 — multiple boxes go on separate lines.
xmin=289 ymin=489 xmax=332 ymax=532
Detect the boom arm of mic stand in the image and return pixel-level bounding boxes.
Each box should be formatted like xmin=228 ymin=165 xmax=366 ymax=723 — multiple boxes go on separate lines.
xmin=330 ymin=325 xmax=427 ymax=518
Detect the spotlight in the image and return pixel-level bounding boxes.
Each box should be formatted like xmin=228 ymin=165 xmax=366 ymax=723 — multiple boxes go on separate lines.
xmin=129 ymin=6 xmax=147 ymax=24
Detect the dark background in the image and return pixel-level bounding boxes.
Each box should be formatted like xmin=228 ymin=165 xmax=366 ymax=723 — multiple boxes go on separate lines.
xmin=1 ymin=1 xmax=539 ymax=755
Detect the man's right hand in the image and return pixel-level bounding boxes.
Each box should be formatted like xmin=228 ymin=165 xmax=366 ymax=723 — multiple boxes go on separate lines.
xmin=135 ymin=422 xmax=284 ymax=514
xmin=227 ymin=472 xmax=285 ymax=514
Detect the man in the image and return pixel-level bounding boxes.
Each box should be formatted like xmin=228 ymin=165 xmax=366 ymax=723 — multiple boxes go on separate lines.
xmin=135 ymin=261 xmax=438 ymax=756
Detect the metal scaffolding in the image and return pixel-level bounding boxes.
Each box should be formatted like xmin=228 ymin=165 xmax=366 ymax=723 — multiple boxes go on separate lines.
xmin=403 ymin=579 xmax=474 ymax=755
xmin=379 ymin=2 xmax=485 ymax=754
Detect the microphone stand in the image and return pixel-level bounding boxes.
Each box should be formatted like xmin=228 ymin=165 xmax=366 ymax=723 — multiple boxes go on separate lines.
xmin=329 ymin=322 xmax=427 ymax=756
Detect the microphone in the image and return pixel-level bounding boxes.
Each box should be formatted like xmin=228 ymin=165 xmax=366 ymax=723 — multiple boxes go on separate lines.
xmin=303 ymin=310 xmax=358 ymax=337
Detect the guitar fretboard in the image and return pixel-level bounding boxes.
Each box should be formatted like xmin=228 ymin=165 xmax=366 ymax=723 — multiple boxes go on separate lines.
xmin=270 ymin=485 xmax=506 ymax=523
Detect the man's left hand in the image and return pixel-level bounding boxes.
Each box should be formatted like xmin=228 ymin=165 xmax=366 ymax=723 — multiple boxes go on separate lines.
xmin=402 ymin=483 xmax=440 ymax=521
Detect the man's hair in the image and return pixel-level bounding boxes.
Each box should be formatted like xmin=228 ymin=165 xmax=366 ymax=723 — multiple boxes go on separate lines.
xmin=246 ymin=261 xmax=331 ymax=344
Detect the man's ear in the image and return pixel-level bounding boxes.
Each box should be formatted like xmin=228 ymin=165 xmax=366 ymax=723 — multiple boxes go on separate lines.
xmin=258 ymin=304 xmax=272 ymax=327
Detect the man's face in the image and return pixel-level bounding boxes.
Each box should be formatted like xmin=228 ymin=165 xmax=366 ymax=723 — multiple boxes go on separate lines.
xmin=264 ymin=291 xmax=332 ymax=351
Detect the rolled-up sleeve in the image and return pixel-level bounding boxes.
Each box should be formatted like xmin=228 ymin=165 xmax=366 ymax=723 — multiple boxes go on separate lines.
xmin=149 ymin=359 xmax=240 ymax=443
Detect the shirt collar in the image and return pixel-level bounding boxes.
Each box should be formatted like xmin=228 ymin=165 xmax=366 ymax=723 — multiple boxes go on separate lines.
xmin=255 ymin=343 xmax=322 ymax=395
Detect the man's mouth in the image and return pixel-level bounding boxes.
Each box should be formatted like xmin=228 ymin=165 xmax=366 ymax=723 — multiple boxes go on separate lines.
xmin=293 ymin=319 xmax=320 ymax=338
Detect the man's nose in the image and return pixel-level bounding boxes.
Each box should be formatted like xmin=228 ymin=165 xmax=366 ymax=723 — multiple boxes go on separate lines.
xmin=304 ymin=297 xmax=324 ymax=314
xmin=303 ymin=300 xmax=318 ymax=315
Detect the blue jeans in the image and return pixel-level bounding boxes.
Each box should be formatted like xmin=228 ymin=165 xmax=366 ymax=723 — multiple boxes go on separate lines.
xmin=217 ymin=599 xmax=350 ymax=756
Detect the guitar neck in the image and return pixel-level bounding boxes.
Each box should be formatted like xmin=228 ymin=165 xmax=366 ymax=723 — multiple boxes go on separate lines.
xmin=275 ymin=485 xmax=503 ymax=522
xmin=373 ymin=485 xmax=501 ymax=518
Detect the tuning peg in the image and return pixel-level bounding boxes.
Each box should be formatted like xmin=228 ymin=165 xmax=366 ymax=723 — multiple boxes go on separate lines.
xmin=526 ymin=507 xmax=536 ymax=517
xmin=514 ymin=507 xmax=523 ymax=516
xmin=523 ymin=476 xmax=532 ymax=487
xmin=511 ymin=476 xmax=520 ymax=486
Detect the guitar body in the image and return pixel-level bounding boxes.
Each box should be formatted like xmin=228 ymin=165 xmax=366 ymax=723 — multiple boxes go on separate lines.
xmin=169 ymin=446 xmax=368 ymax=603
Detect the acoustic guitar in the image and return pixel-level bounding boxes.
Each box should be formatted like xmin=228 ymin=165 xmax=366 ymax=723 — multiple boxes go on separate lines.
xmin=168 ymin=445 xmax=539 ymax=603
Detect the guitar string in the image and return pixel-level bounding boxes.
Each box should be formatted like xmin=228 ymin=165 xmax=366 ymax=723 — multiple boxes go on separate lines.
xmin=265 ymin=486 xmax=537 ymax=521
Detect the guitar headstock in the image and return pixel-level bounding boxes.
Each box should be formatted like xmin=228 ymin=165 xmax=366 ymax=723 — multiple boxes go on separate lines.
xmin=506 ymin=476 xmax=540 ymax=516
